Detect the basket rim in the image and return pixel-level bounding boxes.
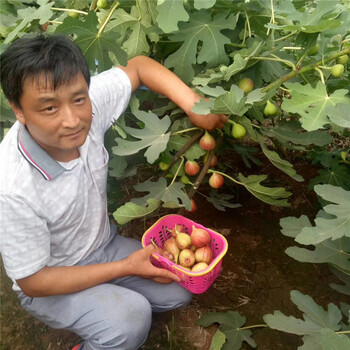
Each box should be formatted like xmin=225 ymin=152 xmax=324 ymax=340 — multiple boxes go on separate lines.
xmin=141 ymin=214 xmax=228 ymax=277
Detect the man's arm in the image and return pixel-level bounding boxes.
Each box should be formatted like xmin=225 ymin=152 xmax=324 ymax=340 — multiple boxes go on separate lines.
xmin=118 ymin=56 xmax=228 ymax=131
xmin=16 ymin=245 xmax=180 ymax=297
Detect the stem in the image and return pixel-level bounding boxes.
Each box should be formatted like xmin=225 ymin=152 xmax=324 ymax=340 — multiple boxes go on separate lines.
xmin=48 ymin=20 xmax=63 ymax=25
xmin=238 ymin=324 xmax=268 ymax=330
xmin=267 ymin=0 xmax=275 ymax=35
xmin=314 ymin=67 xmax=325 ymax=84
xmin=261 ymin=47 xmax=350 ymax=93
xmin=244 ymin=11 xmax=251 ymax=38
xmin=89 ymin=0 xmax=98 ymax=11
xmin=172 ymin=127 xmax=200 ymax=135
xmin=274 ymin=31 xmax=298 ymax=42
xmin=162 ymin=130 xmax=204 ymax=178
xmin=207 ymin=169 xmax=243 ymax=186
xmin=168 ymin=156 xmax=184 ymax=187
xmin=97 ymin=1 xmax=119 ymax=38
xmin=188 ymin=135 xmax=223 ymax=197
xmin=51 ymin=7 xmax=88 ymax=15
xmin=337 ymin=330 xmax=350 ymax=334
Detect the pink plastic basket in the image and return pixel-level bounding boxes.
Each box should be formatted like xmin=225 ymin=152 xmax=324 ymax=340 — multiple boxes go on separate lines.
xmin=141 ymin=214 xmax=228 ymax=294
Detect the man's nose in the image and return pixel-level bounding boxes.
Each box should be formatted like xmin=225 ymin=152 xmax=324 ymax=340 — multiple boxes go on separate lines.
xmin=61 ymin=105 xmax=79 ymax=128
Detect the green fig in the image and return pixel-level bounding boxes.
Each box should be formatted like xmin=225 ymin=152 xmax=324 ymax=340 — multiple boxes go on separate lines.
xmin=331 ymin=64 xmax=344 ymax=77
xmin=238 ymin=78 xmax=253 ymax=94
xmin=337 ymin=55 xmax=349 ymax=65
xmin=97 ymin=0 xmax=108 ymax=9
xmin=68 ymin=11 xmax=79 ymax=19
xmin=231 ymin=122 xmax=246 ymax=139
xmin=264 ymin=100 xmax=278 ymax=116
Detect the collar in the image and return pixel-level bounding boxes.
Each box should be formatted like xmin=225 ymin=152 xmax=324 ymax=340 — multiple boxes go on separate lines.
xmin=17 ymin=123 xmax=65 ymax=181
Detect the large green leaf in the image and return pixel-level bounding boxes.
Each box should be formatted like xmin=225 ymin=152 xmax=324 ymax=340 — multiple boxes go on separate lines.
xmin=131 ymin=177 xmax=191 ymax=210
xmin=260 ymin=141 xmax=304 ymax=182
xmin=329 ymin=268 xmax=350 ymax=296
xmin=112 ymin=110 xmax=171 ymax=164
xmin=286 ymin=237 xmax=350 ymax=273
xmin=326 ymin=103 xmax=350 ymax=129
xmin=320 ymin=328 xmax=350 ymax=350
xmin=281 ymin=82 xmax=350 ymax=131
xmin=167 ymin=134 xmax=206 ymax=161
xmin=267 ymin=0 xmax=342 ymax=33
xmin=106 ymin=0 xmax=158 ymax=57
xmin=308 ymin=163 xmax=350 ymax=191
xmin=4 ymin=0 xmax=54 ymax=44
xmin=295 ymin=185 xmax=350 ymax=244
xmin=196 ymin=311 xmax=256 ymax=350
xmin=209 ymin=329 xmax=226 ymax=350
xmin=237 ymin=173 xmax=292 ymax=207
xmin=262 ymin=126 xmax=333 ymax=147
xmin=113 ymin=198 xmax=161 ymax=225
xmin=212 ymin=86 xmax=250 ymax=116
xmin=56 ymin=12 xmax=127 ymax=72
xmin=156 ymin=0 xmax=189 ymax=33
xmin=165 ymin=10 xmax=237 ymax=83
xmin=264 ymin=290 xmax=342 ymax=336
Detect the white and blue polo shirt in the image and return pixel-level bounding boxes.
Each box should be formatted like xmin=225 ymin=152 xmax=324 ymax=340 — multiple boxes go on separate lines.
xmin=0 ymin=67 xmax=132 ymax=290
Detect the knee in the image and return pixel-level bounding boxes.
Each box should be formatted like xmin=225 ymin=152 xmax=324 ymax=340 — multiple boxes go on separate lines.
xmin=99 ymin=295 xmax=152 ymax=350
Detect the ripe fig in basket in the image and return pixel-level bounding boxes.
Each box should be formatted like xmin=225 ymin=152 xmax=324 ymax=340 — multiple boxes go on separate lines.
xmin=179 ymin=249 xmax=196 ymax=268
xmin=192 ymin=262 xmax=209 ymax=272
xmin=191 ymin=225 xmax=211 ymax=247
xmin=164 ymin=237 xmax=180 ymax=264
xmin=176 ymin=233 xmax=192 ymax=250
xmin=195 ymin=245 xmax=213 ymax=265
xmin=169 ymin=224 xmax=186 ymax=238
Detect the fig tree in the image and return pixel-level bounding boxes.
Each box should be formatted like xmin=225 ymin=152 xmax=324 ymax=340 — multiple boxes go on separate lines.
xmin=238 ymin=77 xmax=253 ymax=94
xmin=264 ymin=100 xmax=278 ymax=116
xmin=331 ymin=64 xmax=344 ymax=77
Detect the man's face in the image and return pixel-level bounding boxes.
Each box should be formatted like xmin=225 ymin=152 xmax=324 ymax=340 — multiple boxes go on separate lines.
xmin=12 ymin=73 xmax=92 ymax=162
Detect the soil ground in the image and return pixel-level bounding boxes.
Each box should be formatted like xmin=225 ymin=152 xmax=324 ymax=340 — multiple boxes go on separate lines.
xmin=1 ymin=154 xmax=347 ymax=350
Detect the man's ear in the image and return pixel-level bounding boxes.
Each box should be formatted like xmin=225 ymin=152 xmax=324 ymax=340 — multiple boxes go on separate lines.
xmin=10 ymin=102 xmax=25 ymax=124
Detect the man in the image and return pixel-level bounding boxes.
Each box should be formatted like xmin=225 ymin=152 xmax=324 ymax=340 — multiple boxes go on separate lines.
xmin=0 ymin=34 xmax=227 ymax=350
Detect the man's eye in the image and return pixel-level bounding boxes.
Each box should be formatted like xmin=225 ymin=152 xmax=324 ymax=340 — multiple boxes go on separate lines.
xmin=44 ymin=106 xmax=56 ymax=112
xmin=75 ymin=97 xmax=85 ymax=104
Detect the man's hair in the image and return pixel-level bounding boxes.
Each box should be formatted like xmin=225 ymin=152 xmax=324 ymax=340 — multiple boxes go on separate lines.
xmin=0 ymin=34 xmax=91 ymax=107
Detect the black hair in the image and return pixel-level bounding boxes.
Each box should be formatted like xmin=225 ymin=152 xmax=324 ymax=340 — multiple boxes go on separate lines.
xmin=0 ymin=34 xmax=91 ymax=107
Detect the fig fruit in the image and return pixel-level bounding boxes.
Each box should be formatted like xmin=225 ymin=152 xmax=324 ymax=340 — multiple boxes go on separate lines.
xmin=195 ymin=245 xmax=213 ymax=265
xmin=264 ymin=100 xmax=278 ymax=116
xmin=180 ymin=175 xmax=191 ymax=184
xmin=337 ymin=55 xmax=349 ymax=65
xmin=68 ymin=11 xmax=79 ymax=19
xmin=175 ymin=233 xmax=192 ymax=250
xmin=238 ymin=77 xmax=253 ymax=94
xmin=191 ymin=226 xmax=211 ymax=248
xmin=231 ymin=122 xmax=246 ymax=139
xmin=209 ymin=173 xmax=224 ymax=188
xmin=97 ymin=0 xmax=108 ymax=9
xmin=203 ymin=153 xmax=218 ymax=167
xmin=199 ymin=131 xmax=216 ymax=151
xmin=164 ymin=237 xmax=180 ymax=264
xmin=331 ymin=64 xmax=344 ymax=77
xmin=159 ymin=162 xmax=169 ymax=171
xmin=186 ymin=199 xmax=197 ymax=213
xmin=185 ymin=160 xmax=200 ymax=176
xmin=170 ymin=224 xmax=186 ymax=238
xmin=178 ymin=249 xmax=196 ymax=268
xmin=192 ymin=262 xmax=209 ymax=272
xmin=307 ymin=45 xmax=319 ymax=56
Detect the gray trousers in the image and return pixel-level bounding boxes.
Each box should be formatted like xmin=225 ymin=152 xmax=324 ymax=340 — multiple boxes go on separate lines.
xmin=18 ymin=231 xmax=192 ymax=350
